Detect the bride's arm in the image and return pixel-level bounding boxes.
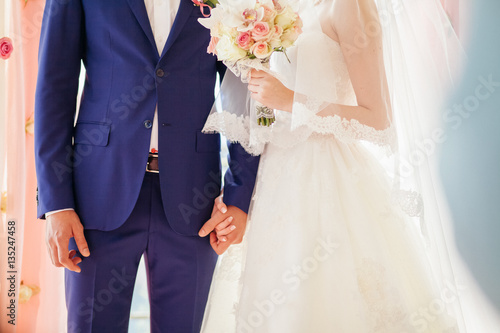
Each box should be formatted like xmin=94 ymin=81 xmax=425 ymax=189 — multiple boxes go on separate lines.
xmin=249 ymin=0 xmax=392 ymax=131
xmin=316 ymin=0 xmax=392 ymax=131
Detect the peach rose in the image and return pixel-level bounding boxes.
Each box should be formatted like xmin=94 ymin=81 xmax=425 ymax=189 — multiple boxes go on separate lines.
xmin=250 ymin=41 xmax=273 ymax=59
xmin=273 ymin=24 xmax=284 ymax=38
xmin=294 ymin=16 xmax=304 ymax=35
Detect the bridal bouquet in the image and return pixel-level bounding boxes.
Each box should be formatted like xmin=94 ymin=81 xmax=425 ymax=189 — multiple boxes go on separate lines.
xmin=198 ymin=0 xmax=302 ymax=126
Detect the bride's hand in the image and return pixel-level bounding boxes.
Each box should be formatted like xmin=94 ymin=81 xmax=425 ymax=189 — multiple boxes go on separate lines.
xmin=248 ymin=69 xmax=294 ymax=112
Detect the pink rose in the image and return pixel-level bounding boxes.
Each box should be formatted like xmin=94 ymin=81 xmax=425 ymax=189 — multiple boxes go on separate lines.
xmin=207 ymin=36 xmax=219 ymax=55
xmin=237 ymin=32 xmax=253 ymax=50
xmin=252 ymin=22 xmax=272 ymax=41
xmin=0 ymin=37 xmax=14 ymax=60
xmin=250 ymin=41 xmax=272 ymax=59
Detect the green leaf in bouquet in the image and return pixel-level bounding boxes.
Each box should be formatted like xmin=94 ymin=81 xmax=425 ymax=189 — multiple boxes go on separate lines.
xmin=205 ymin=0 xmax=219 ymax=8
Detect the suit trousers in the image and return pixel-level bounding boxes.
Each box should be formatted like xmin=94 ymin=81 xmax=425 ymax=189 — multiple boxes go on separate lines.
xmin=65 ymin=172 xmax=218 ymax=333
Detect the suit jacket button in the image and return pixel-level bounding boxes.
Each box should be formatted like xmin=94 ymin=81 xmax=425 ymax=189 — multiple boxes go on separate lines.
xmin=144 ymin=120 xmax=152 ymax=129
xmin=156 ymin=69 xmax=165 ymax=78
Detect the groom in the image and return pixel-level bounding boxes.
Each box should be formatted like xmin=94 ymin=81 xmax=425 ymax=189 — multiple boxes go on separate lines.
xmin=34 ymin=0 xmax=259 ymax=332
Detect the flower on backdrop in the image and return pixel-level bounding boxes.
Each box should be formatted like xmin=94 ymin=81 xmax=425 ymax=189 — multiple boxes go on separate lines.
xmin=25 ymin=114 xmax=35 ymax=135
xmin=0 ymin=37 xmax=14 ymax=60
xmin=1 ymin=192 xmax=6 ymax=214
xmin=19 ymin=281 xmax=41 ymax=304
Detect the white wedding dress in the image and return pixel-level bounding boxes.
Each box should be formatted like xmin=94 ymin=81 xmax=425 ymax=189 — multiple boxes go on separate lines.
xmin=201 ymin=1 xmax=465 ymax=332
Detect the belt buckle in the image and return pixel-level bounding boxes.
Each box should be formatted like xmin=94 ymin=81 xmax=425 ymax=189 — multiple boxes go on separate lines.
xmin=146 ymin=153 xmax=159 ymax=173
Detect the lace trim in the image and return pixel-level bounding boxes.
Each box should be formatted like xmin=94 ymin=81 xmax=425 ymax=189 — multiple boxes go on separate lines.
xmin=202 ymin=112 xmax=266 ymax=156
xmin=293 ymin=99 xmax=397 ymax=149
xmin=203 ymin=108 xmax=397 ymax=156
xmin=312 ymin=114 xmax=397 ymax=148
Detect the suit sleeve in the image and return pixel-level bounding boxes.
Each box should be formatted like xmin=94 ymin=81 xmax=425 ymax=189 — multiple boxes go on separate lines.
xmin=223 ymin=142 xmax=260 ymax=214
xmin=216 ymin=62 xmax=261 ymax=213
xmin=34 ymin=0 xmax=84 ymax=219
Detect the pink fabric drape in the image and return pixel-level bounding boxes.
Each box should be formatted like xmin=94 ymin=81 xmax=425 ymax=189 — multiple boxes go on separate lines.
xmin=441 ymin=0 xmax=460 ymax=33
xmin=0 ymin=0 xmax=26 ymax=331
xmin=1 ymin=1 xmax=66 ymax=332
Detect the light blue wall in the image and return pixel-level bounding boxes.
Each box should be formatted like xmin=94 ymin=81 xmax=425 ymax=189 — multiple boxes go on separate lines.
xmin=440 ymin=0 xmax=500 ymax=312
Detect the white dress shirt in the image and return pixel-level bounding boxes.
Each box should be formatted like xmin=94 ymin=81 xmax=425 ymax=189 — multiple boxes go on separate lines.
xmin=46 ymin=0 xmax=180 ymax=217
xmin=145 ymin=0 xmax=180 ymax=153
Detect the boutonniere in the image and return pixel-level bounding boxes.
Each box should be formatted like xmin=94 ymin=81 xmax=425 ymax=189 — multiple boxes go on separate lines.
xmin=192 ymin=0 xmax=219 ymax=17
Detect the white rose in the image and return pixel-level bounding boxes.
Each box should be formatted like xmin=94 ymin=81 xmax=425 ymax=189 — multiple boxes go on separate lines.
xmin=275 ymin=6 xmax=297 ymax=30
xmin=216 ymin=35 xmax=248 ymax=61
xmin=211 ymin=23 xmax=222 ymax=37
xmin=269 ymin=36 xmax=282 ymax=50
xmin=281 ymin=28 xmax=300 ymax=48
xmin=221 ymin=25 xmax=239 ymax=38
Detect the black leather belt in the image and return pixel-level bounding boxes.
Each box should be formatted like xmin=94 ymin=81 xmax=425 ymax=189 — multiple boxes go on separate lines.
xmin=146 ymin=153 xmax=159 ymax=173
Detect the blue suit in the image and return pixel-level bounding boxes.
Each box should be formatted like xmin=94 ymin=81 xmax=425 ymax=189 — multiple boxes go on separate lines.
xmin=34 ymin=0 xmax=259 ymax=331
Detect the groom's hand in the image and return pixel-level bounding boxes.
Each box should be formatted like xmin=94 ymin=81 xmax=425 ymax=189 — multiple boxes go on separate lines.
xmin=46 ymin=210 xmax=90 ymax=273
xmin=199 ymin=200 xmax=248 ymax=255
xmin=207 ymin=194 xmax=235 ymax=244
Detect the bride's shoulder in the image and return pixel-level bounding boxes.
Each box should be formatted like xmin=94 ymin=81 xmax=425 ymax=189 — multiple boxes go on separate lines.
xmin=330 ymin=0 xmax=379 ymax=17
xmin=314 ymin=1 xmax=338 ymax=41
xmin=329 ymin=0 xmax=380 ymax=34
xmin=314 ymin=0 xmax=380 ymax=43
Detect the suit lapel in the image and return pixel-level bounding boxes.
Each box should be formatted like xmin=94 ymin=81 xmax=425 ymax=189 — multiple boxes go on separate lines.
xmin=160 ymin=0 xmax=194 ymax=58
xmin=127 ymin=0 xmax=157 ymax=51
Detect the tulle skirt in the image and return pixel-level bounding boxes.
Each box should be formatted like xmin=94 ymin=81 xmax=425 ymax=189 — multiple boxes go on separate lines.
xmin=201 ymin=134 xmax=459 ymax=333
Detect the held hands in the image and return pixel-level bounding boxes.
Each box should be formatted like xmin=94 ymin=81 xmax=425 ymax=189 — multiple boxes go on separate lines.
xmin=199 ymin=195 xmax=248 ymax=255
xmin=248 ymin=69 xmax=294 ymax=112
xmin=45 ymin=210 xmax=90 ymax=273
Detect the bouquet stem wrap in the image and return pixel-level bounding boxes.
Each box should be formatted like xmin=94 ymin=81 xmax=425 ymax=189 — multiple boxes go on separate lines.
xmin=254 ymin=61 xmax=275 ymax=126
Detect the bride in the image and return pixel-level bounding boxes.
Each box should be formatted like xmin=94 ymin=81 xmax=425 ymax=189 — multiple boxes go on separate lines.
xmin=200 ymin=0 xmax=467 ymax=331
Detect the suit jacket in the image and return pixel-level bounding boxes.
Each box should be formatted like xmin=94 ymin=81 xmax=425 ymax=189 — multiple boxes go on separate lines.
xmin=35 ymin=0 xmax=260 ymax=235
